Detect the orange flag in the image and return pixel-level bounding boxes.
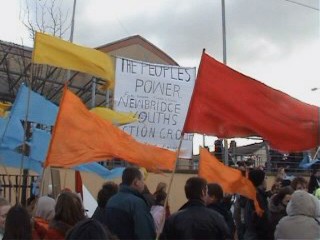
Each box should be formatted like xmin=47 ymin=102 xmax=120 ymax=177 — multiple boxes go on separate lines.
xmin=184 ymin=52 xmax=319 ymax=152
xmin=44 ymin=86 xmax=176 ymax=171
xmin=199 ymin=147 xmax=263 ymax=216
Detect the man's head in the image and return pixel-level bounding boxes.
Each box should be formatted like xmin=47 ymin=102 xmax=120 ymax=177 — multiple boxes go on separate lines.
xmin=97 ymin=182 xmax=118 ymax=208
xmin=312 ymin=168 xmax=320 ymax=178
xmin=184 ymin=177 xmax=208 ymax=202
xmin=206 ymin=183 xmax=223 ymax=205
xmin=248 ymin=169 xmax=266 ymax=189
xmin=122 ymin=167 xmax=145 ymax=193
xmin=0 ymin=198 xmax=10 ymax=232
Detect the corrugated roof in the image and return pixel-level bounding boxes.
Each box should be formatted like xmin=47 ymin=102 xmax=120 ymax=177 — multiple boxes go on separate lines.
xmin=233 ymin=142 xmax=266 ymax=155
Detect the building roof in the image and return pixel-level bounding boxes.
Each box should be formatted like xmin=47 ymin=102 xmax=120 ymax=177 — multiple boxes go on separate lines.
xmin=0 ymin=35 xmax=179 ymax=104
xmin=232 ymin=142 xmax=266 ymax=156
xmin=97 ymin=35 xmax=179 ymax=66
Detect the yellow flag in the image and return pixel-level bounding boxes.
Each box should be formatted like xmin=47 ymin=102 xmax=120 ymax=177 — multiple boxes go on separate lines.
xmin=90 ymin=107 xmax=137 ymax=125
xmin=0 ymin=102 xmax=11 ymax=117
xmin=32 ymin=32 xmax=114 ymax=89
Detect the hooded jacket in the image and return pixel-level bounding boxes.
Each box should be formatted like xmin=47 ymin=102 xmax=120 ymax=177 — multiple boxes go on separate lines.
xmin=275 ymin=190 xmax=320 ymax=239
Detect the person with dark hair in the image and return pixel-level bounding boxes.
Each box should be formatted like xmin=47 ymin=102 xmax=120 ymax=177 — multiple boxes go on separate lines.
xmin=0 ymin=198 xmax=10 ymax=239
xmin=45 ymin=192 xmax=86 ymax=239
xmin=268 ymin=186 xmax=294 ymax=239
xmin=92 ymin=181 xmax=118 ymax=224
xmin=206 ymin=183 xmax=235 ymax=238
xmin=280 ymin=179 xmax=291 ymax=188
xmin=141 ymin=185 xmax=155 ymax=208
xmin=244 ymin=169 xmax=271 ymax=240
xmin=151 ymin=190 xmax=167 ymax=235
xmin=65 ymin=218 xmax=115 ymax=240
xmin=154 ymin=182 xmax=171 ymax=218
xmin=233 ymin=166 xmax=248 ymax=240
xmin=308 ymin=168 xmax=320 ymax=194
xmin=266 ymin=178 xmax=282 ymax=198
xmin=26 ymin=194 xmax=37 ymax=216
xmin=290 ymin=176 xmax=308 ymax=191
xmin=105 ymin=167 xmax=155 ymax=239
xmin=3 ymin=205 xmax=32 ymax=240
xmin=161 ymin=177 xmax=230 ymax=239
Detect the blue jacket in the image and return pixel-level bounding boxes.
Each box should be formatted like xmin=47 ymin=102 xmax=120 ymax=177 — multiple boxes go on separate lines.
xmin=104 ymin=184 xmax=156 ymax=240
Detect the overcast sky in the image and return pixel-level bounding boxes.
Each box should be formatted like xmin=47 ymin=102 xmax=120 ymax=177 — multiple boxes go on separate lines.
xmin=0 ymin=0 xmax=319 ymax=149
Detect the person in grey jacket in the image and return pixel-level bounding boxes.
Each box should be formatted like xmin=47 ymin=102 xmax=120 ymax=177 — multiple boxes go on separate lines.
xmin=104 ymin=167 xmax=155 ymax=240
xmin=275 ymin=190 xmax=320 ymax=239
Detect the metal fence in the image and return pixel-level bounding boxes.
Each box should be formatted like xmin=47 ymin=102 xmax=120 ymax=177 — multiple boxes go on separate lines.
xmin=0 ymin=172 xmax=39 ymax=205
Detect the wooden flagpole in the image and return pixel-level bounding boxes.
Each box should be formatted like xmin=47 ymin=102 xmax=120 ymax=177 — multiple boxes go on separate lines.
xmin=155 ymin=133 xmax=184 ymax=240
xmin=156 ymin=49 xmax=207 ymax=238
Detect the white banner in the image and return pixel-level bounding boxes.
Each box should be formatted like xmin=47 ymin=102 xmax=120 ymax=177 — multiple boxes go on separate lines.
xmin=113 ymin=57 xmax=195 ymax=158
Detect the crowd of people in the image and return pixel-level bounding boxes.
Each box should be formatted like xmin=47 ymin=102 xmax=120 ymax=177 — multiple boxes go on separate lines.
xmin=0 ymin=166 xmax=319 ymax=239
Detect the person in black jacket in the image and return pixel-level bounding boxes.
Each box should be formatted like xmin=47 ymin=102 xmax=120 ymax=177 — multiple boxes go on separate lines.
xmin=161 ymin=177 xmax=230 ymax=239
xmin=207 ymin=183 xmax=235 ymax=238
xmin=308 ymin=167 xmax=320 ymax=194
xmin=244 ymin=169 xmax=271 ymax=240
xmin=92 ymin=182 xmax=118 ymax=224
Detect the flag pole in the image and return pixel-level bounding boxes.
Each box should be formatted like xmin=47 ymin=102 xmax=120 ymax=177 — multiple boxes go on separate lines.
xmin=70 ymin=0 xmax=77 ymax=43
xmin=313 ymin=146 xmax=320 ymax=160
xmin=155 ymin=134 xmax=184 ymax=240
xmin=221 ymin=0 xmax=227 ymax=64
xmin=156 ymin=48 xmax=206 ymax=240
xmin=17 ymin=63 xmax=34 ymax=204
xmin=155 ymin=50 xmax=200 ymax=236
xmin=221 ymin=0 xmax=229 ymax=166
xmin=66 ymin=0 xmax=77 ymax=84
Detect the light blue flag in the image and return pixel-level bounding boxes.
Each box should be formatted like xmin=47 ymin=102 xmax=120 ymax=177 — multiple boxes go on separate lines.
xmin=30 ymin=128 xmax=51 ymax=162
xmin=299 ymin=153 xmax=320 ymax=169
xmin=301 ymin=159 xmax=320 ymax=169
xmin=0 ymin=84 xmax=124 ymax=179
xmin=74 ymin=163 xmax=125 ymax=179
xmin=10 ymin=84 xmax=58 ymax=126
xmin=0 ymin=148 xmax=43 ymax=174
xmin=0 ymin=83 xmax=57 ymax=151
xmin=0 ymin=117 xmax=24 ymax=149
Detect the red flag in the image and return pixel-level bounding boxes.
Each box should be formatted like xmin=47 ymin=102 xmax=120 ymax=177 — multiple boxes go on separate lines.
xmin=44 ymin=86 xmax=176 ymax=171
xmin=75 ymin=171 xmax=83 ymax=200
xmin=184 ymin=52 xmax=319 ymax=152
xmin=199 ymin=147 xmax=263 ymax=216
